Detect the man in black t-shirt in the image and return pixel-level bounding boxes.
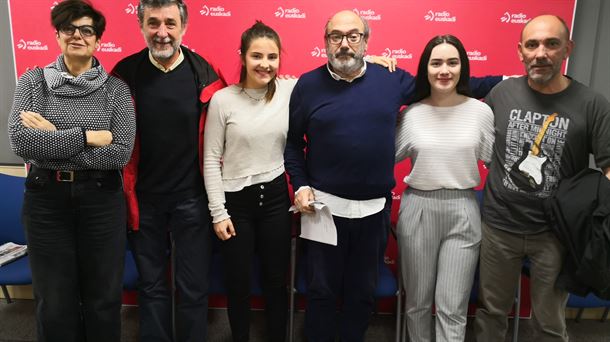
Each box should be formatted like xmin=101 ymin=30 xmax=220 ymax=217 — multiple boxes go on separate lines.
xmin=474 ymin=14 xmax=610 ymax=342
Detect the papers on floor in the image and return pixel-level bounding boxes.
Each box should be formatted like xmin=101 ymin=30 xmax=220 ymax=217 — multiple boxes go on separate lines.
xmin=290 ymin=201 xmax=337 ymax=246
xmin=0 ymin=242 xmax=27 ymax=267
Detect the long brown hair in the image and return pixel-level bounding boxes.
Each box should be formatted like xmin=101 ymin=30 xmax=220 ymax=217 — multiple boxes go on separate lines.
xmin=239 ymin=21 xmax=282 ymax=103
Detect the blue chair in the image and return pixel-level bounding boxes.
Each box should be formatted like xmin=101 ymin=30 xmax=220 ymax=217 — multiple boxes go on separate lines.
xmin=566 ymin=293 xmax=610 ymax=322
xmin=0 ymin=173 xmax=32 ymax=303
xmin=122 ymin=249 xmax=139 ymax=290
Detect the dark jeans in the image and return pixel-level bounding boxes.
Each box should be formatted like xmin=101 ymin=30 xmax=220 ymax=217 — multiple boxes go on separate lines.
xmin=222 ymin=174 xmax=291 ymax=342
xmin=305 ymin=211 xmax=385 ymax=342
xmin=129 ymin=193 xmax=212 ymax=342
xmin=22 ymin=168 xmax=126 ymax=342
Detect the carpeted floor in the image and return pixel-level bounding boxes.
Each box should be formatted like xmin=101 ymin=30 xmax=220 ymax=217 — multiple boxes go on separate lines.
xmin=1 ymin=300 xmax=609 ymax=341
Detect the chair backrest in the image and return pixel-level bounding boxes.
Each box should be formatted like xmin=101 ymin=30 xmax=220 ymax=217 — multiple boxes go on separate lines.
xmin=0 ymin=173 xmax=26 ymax=244
xmin=567 ymin=293 xmax=610 ymax=308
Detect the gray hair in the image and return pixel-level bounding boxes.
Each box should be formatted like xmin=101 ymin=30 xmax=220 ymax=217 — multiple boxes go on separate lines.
xmin=137 ymin=0 xmax=188 ymax=26
xmin=324 ymin=13 xmax=370 ymax=41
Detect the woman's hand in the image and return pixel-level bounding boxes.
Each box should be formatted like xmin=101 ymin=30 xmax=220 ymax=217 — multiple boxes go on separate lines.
xmin=20 ymin=111 xmax=57 ymax=131
xmin=368 ymin=55 xmax=398 ymax=72
xmin=214 ymin=218 xmax=236 ymax=240
xmin=85 ymin=130 xmax=113 ymax=147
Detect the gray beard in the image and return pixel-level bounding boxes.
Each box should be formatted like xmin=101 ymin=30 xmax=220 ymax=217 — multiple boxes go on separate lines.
xmin=148 ymin=39 xmax=181 ymax=62
xmin=526 ymin=61 xmax=561 ymax=85
xmin=328 ymin=54 xmax=365 ymax=78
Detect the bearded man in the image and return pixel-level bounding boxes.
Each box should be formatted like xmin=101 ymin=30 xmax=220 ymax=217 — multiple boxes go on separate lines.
xmin=284 ymin=10 xmax=501 ymax=342
xmin=112 ymin=1 xmax=224 ymax=341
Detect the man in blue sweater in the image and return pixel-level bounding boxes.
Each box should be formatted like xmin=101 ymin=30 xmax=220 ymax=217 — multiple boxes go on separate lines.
xmin=284 ymin=10 xmax=501 ymax=341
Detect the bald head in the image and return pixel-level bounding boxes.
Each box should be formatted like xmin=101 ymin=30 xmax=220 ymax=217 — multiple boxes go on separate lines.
xmin=325 ymin=10 xmax=369 ymax=40
xmin=518 ymin=14 xmax=573 ymax=92
xmin=521 ymin=14 xmax=570 ymax=42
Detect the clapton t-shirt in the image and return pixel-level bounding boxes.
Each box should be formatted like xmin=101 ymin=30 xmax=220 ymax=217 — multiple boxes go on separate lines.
xmin=483 ymin=76 xmax=610 ymax=234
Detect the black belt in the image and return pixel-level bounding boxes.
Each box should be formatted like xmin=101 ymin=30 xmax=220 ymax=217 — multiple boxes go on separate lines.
xmin=30 ymin=167 xmax=119 ymax=182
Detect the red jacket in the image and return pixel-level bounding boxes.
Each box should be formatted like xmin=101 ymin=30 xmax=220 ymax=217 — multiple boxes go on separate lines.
xmin=111 ymin=47 xmax=225 ymax=230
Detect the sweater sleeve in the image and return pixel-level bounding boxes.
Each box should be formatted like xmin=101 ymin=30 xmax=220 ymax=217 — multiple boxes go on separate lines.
xmin=203 ymin=93 xmax=230 ymax=223
xmin=397 ymin=69 xmax=416 ymax=104
xmin=8 ymin=70 xmax=86 ymax=160
xmin=283 ymin=80 xmax=310 ymax=191
xmin=395 ymin=106 xmax=412 ymax=162
xmin=470 ymin=75 xmax=503 ymax=99
xmin=478 ymin=102 xmax=495 ymax=164
xmin=69 ymin=80 xmax=136 ymax=169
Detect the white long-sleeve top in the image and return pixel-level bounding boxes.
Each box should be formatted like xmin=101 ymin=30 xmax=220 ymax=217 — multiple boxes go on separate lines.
xmin=395 ymin=97 xmax=495 ymax=190
xmin=203 ymin=79 xmax=297 ymax=222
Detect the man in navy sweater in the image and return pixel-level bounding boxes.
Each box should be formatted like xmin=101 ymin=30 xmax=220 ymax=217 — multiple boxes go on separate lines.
xmin=284 ymin=10 xmax=501 ymax=341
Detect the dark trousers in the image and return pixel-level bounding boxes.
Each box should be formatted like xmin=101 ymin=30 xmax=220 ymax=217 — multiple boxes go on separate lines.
xmin=129 ymin=193 xmax=212 ymax=342
xmin=305 ymin=211 xmax=384 ymax=342
xmin=22 ymin=169 xmax=126 ymax=342
xmin=222 ymin=174 xmax=291 ymax=342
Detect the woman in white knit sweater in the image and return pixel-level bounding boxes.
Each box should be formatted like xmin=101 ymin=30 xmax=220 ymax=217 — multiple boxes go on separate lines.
xmin=395 ymin=35 xmax=495 ymax=342
xmin=203 ymin=21 xmax=295 ymax=342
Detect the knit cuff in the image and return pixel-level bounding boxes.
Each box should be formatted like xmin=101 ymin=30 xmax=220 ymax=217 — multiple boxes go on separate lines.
xmin=81 ymin=128 xmax=88 ymax=148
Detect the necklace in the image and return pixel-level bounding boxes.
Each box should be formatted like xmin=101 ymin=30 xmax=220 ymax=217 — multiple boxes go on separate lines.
xmin=241 ymin=87 xmax=267 ymax=102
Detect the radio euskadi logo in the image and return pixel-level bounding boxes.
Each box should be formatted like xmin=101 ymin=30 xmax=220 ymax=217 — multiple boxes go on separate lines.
xmin=125 ymin=3 xmax=137 ymax=14
xmin=275 ymin=7 xmax=306 ymax=19
xmin=500 ymin=12 xmax=530 ymax=24
xmin=310 ymin=47 xmax=327 ymax=58
xmin=97 ymin=41 xmax=122 ymax=53
xmin=16 ymin=39 xmax=48 ymax=51
xmin=200 ymin=5 xmax=232 ymax=17
xmin=352 ymin=8 xmax=381 ymax=21
xmin=467 ymin=50 xmax=488 ymax=62
xmin=424 ymin=10 xmax=457 ymax=22
xmin=382 ymin=48 xmax=412 ymax=59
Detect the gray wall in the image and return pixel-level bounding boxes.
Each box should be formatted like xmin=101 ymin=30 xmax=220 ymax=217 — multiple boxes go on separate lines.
xmin=568 ymin=0 xmax=610 ymax=169
xmin=0 ymin=0 xmax=609 ymax=165
xmin=0 ymin=0 xmax=19 ymax=165
xmin=569 ymin=0 xmax=610 ymax=99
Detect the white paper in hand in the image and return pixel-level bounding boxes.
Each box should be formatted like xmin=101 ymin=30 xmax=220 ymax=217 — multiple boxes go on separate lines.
xmin=289 ymin=201 xmax=337 ymax=246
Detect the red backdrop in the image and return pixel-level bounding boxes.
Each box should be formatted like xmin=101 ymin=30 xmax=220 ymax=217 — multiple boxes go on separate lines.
xmin=9 ymin=0 xmax=576 ymax=314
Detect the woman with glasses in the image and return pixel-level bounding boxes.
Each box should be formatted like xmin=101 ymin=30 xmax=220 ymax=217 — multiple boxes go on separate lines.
xmin=394 ymin=35 xmax=494 ymax=342
xmin=7 ymin=1 xmax=135 ymax=341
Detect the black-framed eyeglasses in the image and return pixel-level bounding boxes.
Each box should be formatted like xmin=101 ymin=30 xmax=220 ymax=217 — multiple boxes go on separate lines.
xmin=59 ymin=24 xmax=97 ymax=38
xmin=326 ymin=32 xmax=364 ymax=45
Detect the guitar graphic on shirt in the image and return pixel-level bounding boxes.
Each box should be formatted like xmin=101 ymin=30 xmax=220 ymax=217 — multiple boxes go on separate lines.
xmin=510 ymin=113 xmax=557 ymax=192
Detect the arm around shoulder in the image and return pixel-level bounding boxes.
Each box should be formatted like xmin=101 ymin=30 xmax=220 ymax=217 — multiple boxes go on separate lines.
xmin=470 ymin=75 xmax=503 ymax=99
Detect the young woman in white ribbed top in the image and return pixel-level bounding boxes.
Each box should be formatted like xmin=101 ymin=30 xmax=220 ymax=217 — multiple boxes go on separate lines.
xmin=394 ymin=35 xmax=495 ymax=342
